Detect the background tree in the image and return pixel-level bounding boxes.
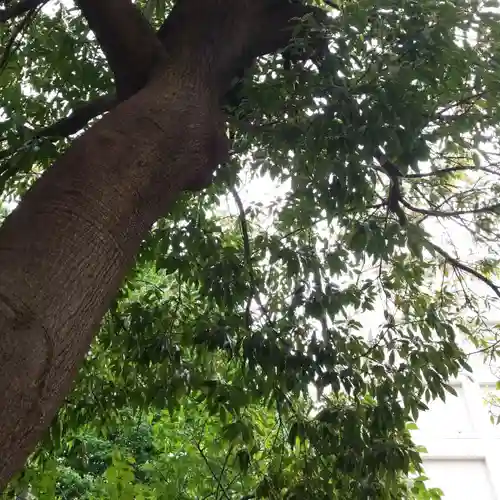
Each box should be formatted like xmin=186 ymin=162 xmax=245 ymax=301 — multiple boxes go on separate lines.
xmin=0 ymin=0 xmax=500 ymax=495
xmin=4 ymin=267 xmax=444 ymax=499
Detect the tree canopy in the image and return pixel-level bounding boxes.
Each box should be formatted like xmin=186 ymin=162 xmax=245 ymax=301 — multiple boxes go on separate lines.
xmin=1 ymin=0 xmax=500 ymax=497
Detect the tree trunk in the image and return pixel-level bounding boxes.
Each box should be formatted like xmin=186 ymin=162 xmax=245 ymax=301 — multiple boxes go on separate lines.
xmin=0 ymin=0 xmax=322 ymax=488
xmin=0 ymin=67 xmax=222 ymax=487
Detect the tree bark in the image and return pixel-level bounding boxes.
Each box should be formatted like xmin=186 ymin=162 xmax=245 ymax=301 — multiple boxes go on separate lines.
xmin=0 ymin=0 xmax=324 ymax=488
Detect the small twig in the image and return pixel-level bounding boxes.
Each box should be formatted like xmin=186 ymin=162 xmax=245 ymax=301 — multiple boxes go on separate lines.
xmin=230 ymin=185 xmax=274 ymax=327
xmin=193 ymin=439 xmax=231 ymax=500
xmin=432 ymin=90 xmax=489 ymax=118
xmin=375 ymin=149 xmax=500 ymax=220
xmin=216 ymin=445 xmax=234 ymax=500
xmin=467 ymin=338 xmax=500 ymax=356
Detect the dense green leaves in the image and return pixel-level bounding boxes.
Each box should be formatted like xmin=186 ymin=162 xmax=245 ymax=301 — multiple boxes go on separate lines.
xmin=2 ymin=0 xmax=500 ymax=497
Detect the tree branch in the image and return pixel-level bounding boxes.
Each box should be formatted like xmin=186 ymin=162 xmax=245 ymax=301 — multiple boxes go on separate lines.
xmin=0 ymin=94 xmax=117 ymax=168
xmin=0 ymin=2 xmax=38 ymax=72
xmin=0 ymin=0 xmax=45 ymax=23
xmin=374 ymin=149 xmax=407 ymax=225
xmin=193 ymin=439 xmax=231 ymax=500
xmin=432 ymin=90 xmax=489 ymax=118
xmin=75 ymin=0 xmax=166 ymax=99
xmin=374 ymin=148 xmax=500 ymax=221
xmin=0 ymin=0 xmax=331 ymax=176
xmin=400 ymin=198 xmax=500 ymax=218
xmin=405 ymin=165 xmax=500 ymax=179
xmin=34 ymin=94 xmax=117 ymax=140
xmin=230 ymin=184 xmax=274 ymax=328
xmin=415 ymin=189 xmax=473 ymax=225
xmin=427 ymin=240 xmax=500 ymax=299
xmin=7 ymin=0 xmax=328 ymax=141
xmin=0 ymin=2 xmax=168 ymax=145
xmin=156 ymin=0 xmax=329 ymax=94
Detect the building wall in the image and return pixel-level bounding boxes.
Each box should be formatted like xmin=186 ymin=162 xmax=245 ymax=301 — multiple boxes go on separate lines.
xmin=413 ymin=352 xmax=500 ymax=498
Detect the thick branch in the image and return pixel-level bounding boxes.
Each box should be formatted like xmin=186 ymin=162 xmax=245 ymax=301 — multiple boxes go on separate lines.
xmin=250 ymin=2 xmax=328 ymax=62
xmin=76 ymin=0 xmax=166 ymax=99
xmin=3 ymin=1 xmax=328 ymax=147
xmin=157 ymin=0 xmax=328 ymax=95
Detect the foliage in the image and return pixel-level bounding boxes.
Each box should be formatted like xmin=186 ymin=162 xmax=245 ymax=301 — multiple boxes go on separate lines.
xmin=1 ymin=0 xmax=500 ymax=498
xmin=5 ymin=388 xmax=443 ymax=499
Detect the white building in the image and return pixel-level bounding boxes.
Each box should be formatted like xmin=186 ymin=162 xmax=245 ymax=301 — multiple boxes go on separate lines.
xmin=413 ymin=350 xmax=500 ymax=499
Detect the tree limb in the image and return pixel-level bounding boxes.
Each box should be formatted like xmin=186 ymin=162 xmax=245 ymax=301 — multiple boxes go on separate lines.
xmin=374 ymin=148 xmax=500 ymax=222
xmin=405 ymin=165 xmax=500 ymax=179
xmin=0 ymin=94 xmax=117 ymax=167
xmin=75 ymin=0 xmax=166 ymax=99
xmin=374 ymin=149 xmax=407 ymax=226
xmin=400 ymin=198 xmax=500 ymax=218
xmin=0 ymin=0 xmax=332 ymax=185
xmin=415 ymin=188 xmax=474 ymax=225
xmin=6 ymin=0 xmax=329 ymax=142
xmin=0 ymin=3 xmax=38 ymax=72
xmin=427 ymin=240 xmax=500 ymax=299
xmin=34 ymin=94 xmax=117 ymax=140
xmin=155 ymin=0 xmax=329 ymax=95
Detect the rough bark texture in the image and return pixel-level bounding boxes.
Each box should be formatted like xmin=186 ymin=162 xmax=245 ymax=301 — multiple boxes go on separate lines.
xmin=0 ymin=0 xmax=322 ymax=488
